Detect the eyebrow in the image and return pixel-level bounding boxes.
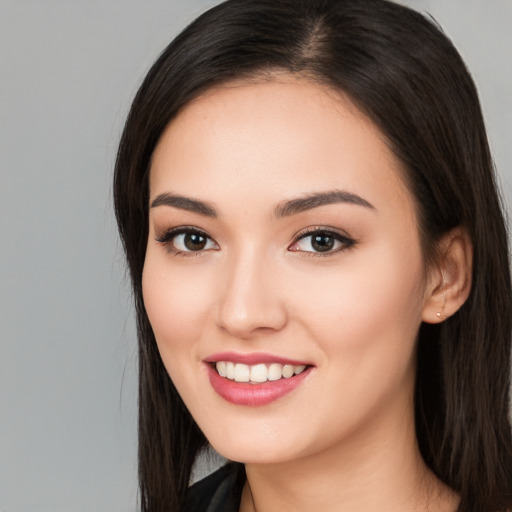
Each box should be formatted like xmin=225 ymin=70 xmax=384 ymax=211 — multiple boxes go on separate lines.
xmin=274 ymin=190 xmax=375 ymax=218
xmin=150 ymin=193 xmax=218 ymax=217
xmin=150 ymin=189 xmax=375 ymax=218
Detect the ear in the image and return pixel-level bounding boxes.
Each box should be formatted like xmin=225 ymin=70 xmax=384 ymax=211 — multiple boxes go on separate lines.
xmin=422 ymin=227 xmax=473 ymax=324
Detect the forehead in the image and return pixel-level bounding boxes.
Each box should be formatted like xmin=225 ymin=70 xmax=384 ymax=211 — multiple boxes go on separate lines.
xmin=149 ymin=77 xmax=415 ymax=223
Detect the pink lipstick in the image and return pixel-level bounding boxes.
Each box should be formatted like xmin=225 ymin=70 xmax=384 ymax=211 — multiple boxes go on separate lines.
xmin=205 ymin=352 xmax=313 ymax=406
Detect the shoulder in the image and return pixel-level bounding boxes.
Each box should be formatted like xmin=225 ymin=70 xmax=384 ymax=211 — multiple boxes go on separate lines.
xmin=184 ymin=462 xmax=245 ymax=512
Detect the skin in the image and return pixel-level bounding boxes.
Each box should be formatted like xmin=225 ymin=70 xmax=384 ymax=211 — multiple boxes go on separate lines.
xmin=143 ymin=78 xmax=463 ymax=511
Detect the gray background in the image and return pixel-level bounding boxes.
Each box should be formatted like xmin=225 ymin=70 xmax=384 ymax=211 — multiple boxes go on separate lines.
xmin=1 ymin=1 xmax=510 ymax=511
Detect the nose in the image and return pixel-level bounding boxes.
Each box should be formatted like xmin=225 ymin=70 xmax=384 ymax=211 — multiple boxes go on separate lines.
xmin=215 ymin=249 xmax=288 ymax=339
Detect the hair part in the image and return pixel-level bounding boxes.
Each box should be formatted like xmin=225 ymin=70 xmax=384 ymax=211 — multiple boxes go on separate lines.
xmin=114 ymin=1 xmax=512 ymax=510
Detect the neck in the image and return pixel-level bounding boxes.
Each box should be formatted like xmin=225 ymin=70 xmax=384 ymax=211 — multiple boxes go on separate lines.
xmin=240 ymin=395 xmax=458 ymax=512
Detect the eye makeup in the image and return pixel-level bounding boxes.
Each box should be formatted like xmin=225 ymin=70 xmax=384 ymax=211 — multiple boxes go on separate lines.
xmin=288 ymin=226 xmax=357 ymax=256
xmin=155 ymin=225 xmax=219 ymax=257
xmin=154 ymin=223 xmax=357 ymax=258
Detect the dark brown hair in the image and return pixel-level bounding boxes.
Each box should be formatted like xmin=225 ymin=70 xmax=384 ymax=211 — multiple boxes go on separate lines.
xmin=113 ymin=1 xmax=512 ymax=510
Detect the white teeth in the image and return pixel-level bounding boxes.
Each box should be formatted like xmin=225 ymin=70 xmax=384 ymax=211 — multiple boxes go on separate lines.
xmin=226 ymin=361 xmax=235 ymax=380
xmin=267 ymin=363 xmax=282 ymax=381
xmin=294 ymin=365 xmax=306 ymax=375
xmin=282 ymin=365 xmax=294 ymax=378
xmin=250 ymin=364 xmax=268 ymax=383
xmin=215 ymin=361 xmax=308 ymax=383
xmin=216 ymin=361 xmax=227 ymax=377
xmin=234 ymin=363 xmax=250 ymax=382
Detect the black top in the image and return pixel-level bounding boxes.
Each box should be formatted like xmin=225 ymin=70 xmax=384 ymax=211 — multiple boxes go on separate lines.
xmin=185 ymin=462 xmax=245 ymax=512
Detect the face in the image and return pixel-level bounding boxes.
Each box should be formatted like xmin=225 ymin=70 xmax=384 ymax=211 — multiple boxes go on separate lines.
xmin=143 ymin=79 xmax=431 ymax=464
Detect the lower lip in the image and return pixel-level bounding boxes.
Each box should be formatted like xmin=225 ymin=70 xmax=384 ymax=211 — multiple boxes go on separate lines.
xmin=206 ymin=364 xmax=312 ymax=406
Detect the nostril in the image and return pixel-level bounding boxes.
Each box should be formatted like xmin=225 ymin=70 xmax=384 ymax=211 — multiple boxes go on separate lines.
xmin=215 ymin=265 xmax=288 ymax=337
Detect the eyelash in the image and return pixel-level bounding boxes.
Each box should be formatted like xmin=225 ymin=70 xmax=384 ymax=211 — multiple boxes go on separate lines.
xmin=155 ymin=226 xmax=356 ymax=257
xmin=155 ymin=226 xmax=217 ymax=257
xmin=290 ymin=227 xmax=356 ymax=257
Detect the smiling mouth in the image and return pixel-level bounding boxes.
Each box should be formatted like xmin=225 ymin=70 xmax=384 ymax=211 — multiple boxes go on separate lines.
xmin=215 ymin=361 xmax=308 ymax=384
xmin=207 ymin=357 xmax=313 ymax=406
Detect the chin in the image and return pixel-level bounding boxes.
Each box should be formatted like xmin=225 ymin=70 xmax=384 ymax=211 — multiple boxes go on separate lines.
xmin=212 ymin=442 xmax=296 ymax=466
xmin=198 ymin=417 xmax=318 ymax=466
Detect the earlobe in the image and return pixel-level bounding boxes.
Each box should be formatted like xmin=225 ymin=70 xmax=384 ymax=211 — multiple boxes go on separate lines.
xmin=422 ymin=227 xmax=473 ymax=324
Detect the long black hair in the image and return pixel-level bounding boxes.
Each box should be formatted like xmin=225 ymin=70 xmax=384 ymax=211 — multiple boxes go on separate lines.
xmin=113 ymin=1 xmax=512 ymax=510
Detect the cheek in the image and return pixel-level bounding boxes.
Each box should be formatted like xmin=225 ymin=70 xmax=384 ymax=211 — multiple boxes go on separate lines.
xmin=141 ymin=255 xmax=218 ymax=409
xmin=297 ymin=243 xmax=425 ymax=368
xmin=141 ymin=255 xmax=212 ymax=355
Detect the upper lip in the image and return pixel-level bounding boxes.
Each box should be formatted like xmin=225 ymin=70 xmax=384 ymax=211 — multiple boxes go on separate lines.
xmin=204 ymin=351 xmax=312 ymax=366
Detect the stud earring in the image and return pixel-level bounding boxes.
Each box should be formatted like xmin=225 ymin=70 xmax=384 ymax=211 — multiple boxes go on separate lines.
xmin=436 ymin=293 xmax=447 ymax=320
xmin=436 ymin=273 xmax=446 ymax=321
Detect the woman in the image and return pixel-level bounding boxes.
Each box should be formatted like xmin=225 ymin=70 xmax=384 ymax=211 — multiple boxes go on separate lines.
xmin=113 ymin=0 xmax=512 ymax=511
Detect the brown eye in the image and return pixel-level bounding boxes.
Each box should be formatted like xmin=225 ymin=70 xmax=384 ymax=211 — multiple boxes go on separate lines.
xmin=289 ymin=229 xmax=355 ymax=255
xmin=311 ymin=234 xmax=335 ymax=252
xmin=156 ymin=228 xmax=218 ymax=254
xmin=183 ymin=232 xmax=208 ymax=251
